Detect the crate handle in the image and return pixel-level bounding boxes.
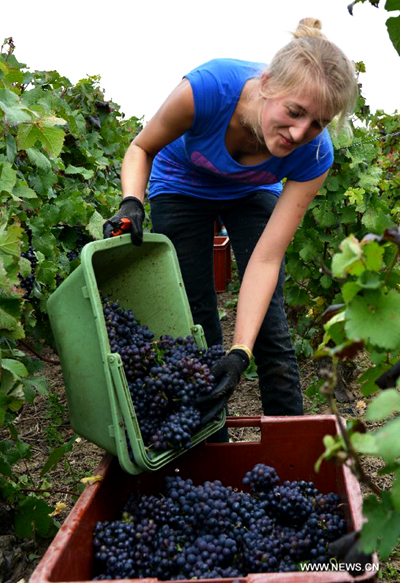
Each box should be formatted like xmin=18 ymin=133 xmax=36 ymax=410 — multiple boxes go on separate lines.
xmin=225 ymin=416 xmax=272 ymax=442
xmin=107 ymin=353 xmax=150 ymax=474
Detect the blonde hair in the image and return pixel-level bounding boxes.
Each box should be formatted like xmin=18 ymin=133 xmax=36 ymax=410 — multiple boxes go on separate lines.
xmin=247 ymin=18 xmax=358 ymax=136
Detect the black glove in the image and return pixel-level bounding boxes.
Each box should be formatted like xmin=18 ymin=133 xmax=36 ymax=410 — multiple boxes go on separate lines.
xmin=103 ymin=196 xmax=145 ymax=246
xmin=329 ymin=531 xmax=373 ymax=575
xmin=196 ymin=348 xmax=250 ymax=424
xmin=375 ymin=359 xmax=400 ymax=389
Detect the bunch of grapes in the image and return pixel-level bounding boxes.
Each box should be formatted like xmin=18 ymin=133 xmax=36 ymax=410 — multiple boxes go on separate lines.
xmin=92 ymin=463 xmax=347 ymax=580
xmin=17 ymin=227 xmax=37 ymax=298
xmin=19 ymin=244 xmax=38 ymax=297
xmin=64 ymin=225 xmax=92 ymax=261
xmin=242 ymin=463 xmax=280 ymax=493
xmin=101 ymin=297 xmax=225 ymax=454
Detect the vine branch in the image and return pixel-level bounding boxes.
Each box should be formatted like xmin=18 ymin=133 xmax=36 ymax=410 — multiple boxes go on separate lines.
xmin=19 ymin=339 xmax=60 ymax=365
xmin=321 ymin=368 xmax=383 ymax=499
xmin=20 ymin=487 xmax=80 ymax=496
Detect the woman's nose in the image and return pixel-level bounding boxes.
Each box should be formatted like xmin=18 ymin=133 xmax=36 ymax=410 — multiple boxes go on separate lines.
xmin=289 ymin=121 xmax=311 ymax=143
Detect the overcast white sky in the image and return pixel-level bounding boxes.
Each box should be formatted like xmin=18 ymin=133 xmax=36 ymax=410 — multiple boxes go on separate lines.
xmin=2 ymin=0 xmax=399 ymax=122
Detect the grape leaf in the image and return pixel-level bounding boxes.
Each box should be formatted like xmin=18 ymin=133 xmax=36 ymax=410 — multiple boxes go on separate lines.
xmin=374 ymin=417 xmax=400 ymax=462
xmin=319 ymin=274 xmax=332 ymax=289
xmin=36 ymin=260 xmax=57 ymax=286
xmin=361 ymin=492 xmax=393 ymax=554
xmin=362 ymin=207 xmax=395 ymax=233
xmin=20 ymin=86 xmax=45 ymax=107
xmin=13 ymin=181 xmax=38 ymax=199
xmin=26 ymin=148 xmax=51 ymax=171
xmin=342 ymin=282 xmax=361 ymax=302
xmin=351 ymin=432 xmax=379 ymax=455
xmin=339 ymin=206 xmax=357 ymax=224
xmin=385 ymin=0 xmax=400 ymax=11
xmin=345 ymin=290 xmax=400 ymax=350
xmin=285 ymin=286 xmax=309 ymax=307
xmin=325 ymin=176 xmax=340 ymax=191
xmin=6 ymin=134 xmax=17 ymax=163
xmin=358 ymin=166 xmax=382 ymax=190
xmin=392 ymin=470 xmax=400 ymax=513
xmin=87 ymin=210 xmax=104 ymax=240
xmin=5 ymin=68 xmax=24 ymax=85
xmin=31 ymin=170 xmax=57 ymax=196
xmin=357 ymin=271 xmax=381 ymax=289
xmin=1 ymin=359 xmax=28 ymax=379
xmin=299 ymin=240 xmax=319 ymax=262
xmin=363 ymin=242 xmax=384 ymax=271
xmin=17 ymin=124 xmax=42 ymax=150
xmin=32 ymin=231 xmax=57 ymax=258
xmin=19 ymin=256 xmax=31 ymax=278
xmin=0 ymin=162 xmax=17 ymax=193
xmin=17 ymin=123 xmax=65 ymax=157
xmin=41 ymin=116 xmax=67 ymax=127
xmin=65 ymin=165 xmax=94 ymax=180
xmin=37 ymin=125 xmax=65 ymax=158
xmin=15 ymin=496 xmax=55 ymax=538
xmin=379 ymin=511 xmax=400 ymax=559
xmin=312 ymin=202 xmax=338 ymax=228
xmin=0 ymin=88 xmax=33 ymax=125
xmin=0 ymin=226 xmax=22 ymax=257
xmin=40 ymin=445 xmax=68 ymax=476
xmin=331 ymin=235 xmax=364 ymax=277
xmin=366 ymin=389 xmax=400 ymax=421
xmin=344 ymin=187 xmax=364 ymax=206
xmin=386 ymin=15 xmax=400 ymax=56
xmin=0 ymin=307 xmax=21 ymax=332
xmin=22 ymin=376 xmax=48 ymax=396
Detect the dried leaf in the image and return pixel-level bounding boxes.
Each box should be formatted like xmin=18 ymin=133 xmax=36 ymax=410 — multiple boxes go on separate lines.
xmin=49 ymin=502 xmax=67 ymax=517
xmin=80 ymin=474 xmax=103 ymax=485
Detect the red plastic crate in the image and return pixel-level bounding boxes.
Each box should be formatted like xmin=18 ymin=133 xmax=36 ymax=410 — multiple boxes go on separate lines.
xmin=31 ymin=416 xmax=378 ymax=583
xmin=214 ymin=235 xmax=231 ymax=293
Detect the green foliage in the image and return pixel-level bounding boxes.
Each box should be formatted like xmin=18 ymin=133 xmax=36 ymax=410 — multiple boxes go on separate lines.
xmin=0 ymin=40 xmax=142 ymax=538
xmin=243 ymin=357 xmax=258 ymax=381
xmin=315 ymin=230 xmax=400 ymax=559
xmin=286 ymin=75 xmax=400 ymax=357
xmin=348 ymin=0 xmax=400 ymax=56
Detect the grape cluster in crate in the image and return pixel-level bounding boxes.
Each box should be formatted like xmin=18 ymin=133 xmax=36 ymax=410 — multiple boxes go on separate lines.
xmin=92 ymin=463 xmax=347 ymax=580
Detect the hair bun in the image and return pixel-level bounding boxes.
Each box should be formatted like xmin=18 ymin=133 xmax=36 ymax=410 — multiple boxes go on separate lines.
xmin=293 ymin=17 xmax=326 ymax=39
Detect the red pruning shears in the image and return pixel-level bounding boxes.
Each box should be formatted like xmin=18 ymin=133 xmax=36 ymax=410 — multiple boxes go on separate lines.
xmin=111 ymin=218 xmax=131 ymax=236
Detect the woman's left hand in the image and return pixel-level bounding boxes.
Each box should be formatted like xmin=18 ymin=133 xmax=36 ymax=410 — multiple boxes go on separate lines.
xmin=196 ymin=348 xmax=250 ymax=423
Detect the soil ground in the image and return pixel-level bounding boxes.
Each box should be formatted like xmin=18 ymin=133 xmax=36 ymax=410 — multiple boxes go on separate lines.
xmin=2 ymin=288 xmax=400 ymax=583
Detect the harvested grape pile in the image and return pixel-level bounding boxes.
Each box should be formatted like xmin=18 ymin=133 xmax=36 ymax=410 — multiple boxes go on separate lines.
xmin=92 ymin=463 xmax=347 ymax=580
xmin=102 ymin=297 xmax=225 ymax=452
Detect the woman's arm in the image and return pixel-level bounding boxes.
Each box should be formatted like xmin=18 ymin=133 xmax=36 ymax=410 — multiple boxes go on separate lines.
xmin=233 ymin=171 xmax=329 ymax=351
xmin=121 ymin=79 xmax=195 ymax=202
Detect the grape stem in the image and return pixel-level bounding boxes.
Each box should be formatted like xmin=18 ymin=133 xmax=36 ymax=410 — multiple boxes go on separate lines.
xmin=321 ymin=366 xmax=383 ymax=499
xmin=384 ymin=247 xmax=399 ymax=285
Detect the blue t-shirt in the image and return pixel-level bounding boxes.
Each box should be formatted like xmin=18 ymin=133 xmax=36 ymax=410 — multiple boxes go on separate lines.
xmin=149 ymin=58 xmax=333 ymax=200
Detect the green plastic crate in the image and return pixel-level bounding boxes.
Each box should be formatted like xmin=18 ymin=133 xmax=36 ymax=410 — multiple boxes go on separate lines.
xmin=47 ymin=233 xmax=225 ymax=474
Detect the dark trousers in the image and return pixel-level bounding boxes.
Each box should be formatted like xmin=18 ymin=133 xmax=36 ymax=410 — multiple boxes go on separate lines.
xmin=150 ymin=191 xmax=303 ymax=416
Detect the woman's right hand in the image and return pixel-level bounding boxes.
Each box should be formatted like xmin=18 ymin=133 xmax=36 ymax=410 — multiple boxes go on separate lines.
xmin=103 ymin=196 xmax=145 ymax=245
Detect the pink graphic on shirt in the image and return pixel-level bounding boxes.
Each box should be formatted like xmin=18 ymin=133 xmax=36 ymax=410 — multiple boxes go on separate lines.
xmin=190 ymin=151 xmax=278 ymax=185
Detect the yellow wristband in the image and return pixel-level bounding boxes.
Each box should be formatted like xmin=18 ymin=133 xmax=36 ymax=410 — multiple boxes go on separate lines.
xmin=229 ymin=344 xmax=253 ymax=361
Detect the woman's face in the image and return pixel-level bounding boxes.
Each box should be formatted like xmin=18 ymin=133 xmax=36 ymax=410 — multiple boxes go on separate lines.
xmin=260 ymin=90 xmax=332 ymax=158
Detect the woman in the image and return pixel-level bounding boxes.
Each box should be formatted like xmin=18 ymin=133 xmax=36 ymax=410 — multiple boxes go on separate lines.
xmin=104 ymin=18 xmax=358 ymax=422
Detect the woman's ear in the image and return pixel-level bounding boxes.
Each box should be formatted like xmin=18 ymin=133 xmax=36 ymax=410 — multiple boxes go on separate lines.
xmin=260 ymin=71 xmax=270 ymax=87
